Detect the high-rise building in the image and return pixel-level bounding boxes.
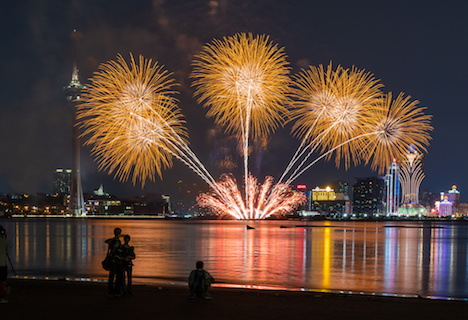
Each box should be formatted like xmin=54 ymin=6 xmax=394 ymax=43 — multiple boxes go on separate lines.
xmin=400 ymin=146 xmax=424 ymax=204
xmin=330 ymin=181 xmax=349 ymax=200
xmin=385 ymin=160 xmax=399 ymax=215
xmin=420 ymin=189 xmax=439 ymax=211
xmin=296 ymin=184 xmax=312 ymax=211
xmin=352 ymin=177 xmax=384 ymax=216
xmin=53 ymin=168 xmax=72 ymax=194
xmin=64 ymin=30 xmax=85 ymax=216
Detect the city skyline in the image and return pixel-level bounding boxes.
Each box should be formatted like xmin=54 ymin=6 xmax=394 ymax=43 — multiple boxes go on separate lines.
xmin=1 ymin=1 xmax=466 ymax=201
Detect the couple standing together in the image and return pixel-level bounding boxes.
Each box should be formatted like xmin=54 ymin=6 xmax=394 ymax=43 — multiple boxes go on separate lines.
xmin=105 ymin=228 xmax=135 ymax=297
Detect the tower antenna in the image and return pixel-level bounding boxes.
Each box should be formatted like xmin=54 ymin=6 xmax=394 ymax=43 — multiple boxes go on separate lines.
xmin=64 ymin=29 xmax=85 ymax=216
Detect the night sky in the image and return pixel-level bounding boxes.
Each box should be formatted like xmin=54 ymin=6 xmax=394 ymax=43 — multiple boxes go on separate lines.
xmin=1 ymin=1 xmax=466 ymax=202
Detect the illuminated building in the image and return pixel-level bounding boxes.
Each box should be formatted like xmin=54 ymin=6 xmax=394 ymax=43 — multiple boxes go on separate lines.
xmin=296 ymin=184 xmax=312 ymax=212
xmin=399 ymin=146 xmax=424 ymax=204
xmin=441 ymin=185 xmax=460 ymax=209
xmin=437 ymin=185 xmax=460 ymax=217
xmin=175 ymin=180 xmax=210 ymax=215
xmin=122 ymin=193 xmax=170 ymax=216
xmin=438 ymin=198 xmax=453 ymax=217
xmin=331 ymin=181 xmax=349 ymax=201
xmin=384 ymin=160 xmax=399 ymax=215
xmin=64 ymin=31 xmax=85 ymax=216
xmin=352 ymin=177 xmax=384 ymax=216
xmin=53 ymin=168 xmax=72 ymax=194
xmin=310 ymin=186 xmax=348 ymax=216
xmin=420 ymin=189 xmax=439 ymax=212
xmin=397 ymin=203 xmax=427 ymax=217
xmin=84 ymin=185 xmax=122 ymax=215
xmin=312 ymin=186 xmax=336 ymax=201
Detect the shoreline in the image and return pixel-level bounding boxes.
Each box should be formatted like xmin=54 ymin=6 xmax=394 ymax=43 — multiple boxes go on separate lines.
xmin=9 ymin=275 xmax=468 ymax=302
xmin=1 ymin=278 xmax=467 ymax=320
xmin=4 ymin=215 xmax=468 ymax=222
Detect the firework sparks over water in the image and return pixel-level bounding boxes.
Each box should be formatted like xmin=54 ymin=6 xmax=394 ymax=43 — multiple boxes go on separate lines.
xmin=77 ymin=35 xmax=433 ymax=220
xmin=197 ymin=174 xmax=307 ymax=220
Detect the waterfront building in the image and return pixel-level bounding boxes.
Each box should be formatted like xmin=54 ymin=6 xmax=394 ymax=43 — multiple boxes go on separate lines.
xmin=64 ymin=31 xmax=85 ymax=216
xmin=420 ymin=189 xmax=439 ymax=212
xmin=122 ymin=193 xmax=170 ymax=216
xmin=397 ymin=203 xmax=427 ymax=217
xmin=175 ymin=179 xmax=210 ymax=215
xmin=84 ymin=185 xmax=122 ymax=215
xmin=296 ymin=184 xmax=312 ymax=212
xmin=441 ymin=185 xmax=460 ymax=210
xmin=331 ymin=181 xmax=349 ymax=201
xmin=53 ymin=168 xmax=72 ymax=194
xmin=312 ymin=186 xmax=336 ymax=201
xmin=352 ymin=177 xmax=384 ymax=217
xmin=439 ymin=198 xmax=453 ymax=217
xmin=308 ymin=186 xmax=348 ymax=216
xmin=400 ymin=147 xmax=424 ymax=204
xmin=384 ymin=160 xmax=399 ymax=215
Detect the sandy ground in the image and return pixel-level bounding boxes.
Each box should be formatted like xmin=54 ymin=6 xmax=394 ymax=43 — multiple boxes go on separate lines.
xmin=1 ymin=279 xmax=468 ymax=320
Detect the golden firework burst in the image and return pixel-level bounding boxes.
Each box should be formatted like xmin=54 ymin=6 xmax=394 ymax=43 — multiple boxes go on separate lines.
xmin=191 ymin=33 xmax=291 ymax=140
xmin=361 ymin=92 xmax=433 ymax=173
xmin=290 ymin=63 xmax=383 ymax=168
xmin=77 ymin=54 xmax=188 ymax=186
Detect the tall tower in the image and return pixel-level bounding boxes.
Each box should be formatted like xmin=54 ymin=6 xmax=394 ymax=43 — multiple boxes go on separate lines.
xmin=64 ymin=30 xmax=85 ymax=216
xmin=385 ymin=159 xmax=400 ymax=215
xmin=399 ymin=145 xmax=424 ymax=204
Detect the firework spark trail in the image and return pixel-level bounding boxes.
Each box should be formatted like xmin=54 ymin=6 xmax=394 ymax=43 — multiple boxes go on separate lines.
xmin=197 ymin=174 xmax=307 ymax=220
xmin=78 ymin=54 xmax=223 ymax=197
xmin=289 ymin=64 xmax=383 ymax=166
xmin=278 ymin=121 xmax=336 ymax=186
xmin=129 ymin=112 xmax=218 ymax=189
xmin=285 ymin=91 xmax=433 ymax=184
xmin=274 ymin=64 xmax=382 ymax=188
xmin=191 ymin=33 xmax=291 ymax=211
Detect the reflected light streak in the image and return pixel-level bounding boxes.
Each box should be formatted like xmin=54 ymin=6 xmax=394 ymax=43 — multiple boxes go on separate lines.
xmin=322 ymin=227 xmax=331 ymax=288
xmin=3 ymin=220 xmax=468 ymax=299
xmin=46 ymin=221 xmax=50 ymax=268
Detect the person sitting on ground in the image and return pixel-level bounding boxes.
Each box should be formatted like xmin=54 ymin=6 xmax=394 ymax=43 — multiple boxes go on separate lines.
xmin=188 ymin=261 xmax=214 ymax=299
xmin=122 ymin=234 xmax=135 ymax=296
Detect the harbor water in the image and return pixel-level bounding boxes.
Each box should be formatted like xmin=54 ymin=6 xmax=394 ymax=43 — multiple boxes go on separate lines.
xmin=1 ymin=218 xmax=468 ymax=299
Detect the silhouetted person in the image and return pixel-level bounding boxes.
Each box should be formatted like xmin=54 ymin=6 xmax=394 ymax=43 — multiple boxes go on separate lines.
xmin=105 ymin=227 xmax=123 ymax=297
xmin=188 ymin=261 xmax=214 ymax=299
xmin=0 ymin=225 xmax=9 ymax=303
xmin=122 ymin=234 xmax=135 ymax=296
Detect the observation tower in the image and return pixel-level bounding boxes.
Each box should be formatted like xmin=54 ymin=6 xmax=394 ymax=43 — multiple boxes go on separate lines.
xmin=64 ymin=31 xmax=85 ymax=216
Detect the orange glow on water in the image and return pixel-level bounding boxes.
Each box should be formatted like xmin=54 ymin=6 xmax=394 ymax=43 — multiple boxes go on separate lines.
xmin=4 ymin=219 xmax=468 ymax=298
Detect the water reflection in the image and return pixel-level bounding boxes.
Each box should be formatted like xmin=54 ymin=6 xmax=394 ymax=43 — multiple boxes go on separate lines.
xmin=2 ymin=219 xmax=468 ymax=298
